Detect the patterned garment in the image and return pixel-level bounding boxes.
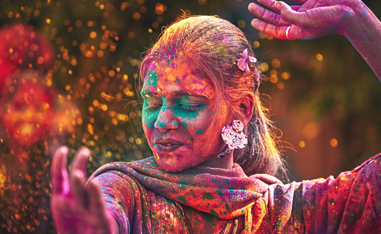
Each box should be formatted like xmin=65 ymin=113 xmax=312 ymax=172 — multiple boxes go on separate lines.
xmin=90 ymin=153 xmax=381 ymax=233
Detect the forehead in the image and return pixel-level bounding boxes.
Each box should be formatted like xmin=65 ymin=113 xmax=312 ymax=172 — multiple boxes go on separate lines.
xmin=141 ymin=58 xmax=215 ymax=99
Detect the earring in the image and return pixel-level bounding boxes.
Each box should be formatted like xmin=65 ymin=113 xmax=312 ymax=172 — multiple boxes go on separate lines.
xmin=218 ymin=120 xmax=248 ymax=158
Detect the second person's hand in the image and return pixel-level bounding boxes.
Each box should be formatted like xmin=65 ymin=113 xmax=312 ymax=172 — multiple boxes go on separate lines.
xmin=248 ymin=0 xmax=367 ymax=40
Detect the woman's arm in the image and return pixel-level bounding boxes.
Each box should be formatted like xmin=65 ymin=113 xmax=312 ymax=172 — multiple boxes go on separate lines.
xmin=265 ymin=154 xmax=381 ymax=232
xmin=50 ymin=147 xmax=120 ymax=234
xmin=248 ymin=0 xmax=381 ymax=80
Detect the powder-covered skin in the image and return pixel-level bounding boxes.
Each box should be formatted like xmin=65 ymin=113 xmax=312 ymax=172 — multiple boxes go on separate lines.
xmin=91 ymin=154 xmax=381 ymax=233
xmin=141 ymin=58 xmax=229 ymax=172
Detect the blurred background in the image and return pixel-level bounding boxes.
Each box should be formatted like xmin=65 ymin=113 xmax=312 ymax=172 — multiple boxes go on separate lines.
xmin=0 ymin=0 xmax=380 ymax=233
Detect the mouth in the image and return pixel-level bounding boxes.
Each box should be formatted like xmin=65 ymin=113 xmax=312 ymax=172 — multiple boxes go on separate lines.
xmin=154 ymin=138 xmax=185 ymax=152
xmin=156 ymin=143 xmax=183 ymax=151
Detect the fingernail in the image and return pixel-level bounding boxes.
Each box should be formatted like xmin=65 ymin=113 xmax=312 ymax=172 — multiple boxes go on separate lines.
xmin=61 ymin=146 xmax=68 ymax=154
xmin=80 ymin=147 xmax=91 ymax=155
xmin=275 ymin=2 xmax=281 ymax=10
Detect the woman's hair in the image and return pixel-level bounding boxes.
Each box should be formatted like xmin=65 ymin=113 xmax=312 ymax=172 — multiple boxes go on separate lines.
xmin=139 ymin=15 xmax=288 ymax=180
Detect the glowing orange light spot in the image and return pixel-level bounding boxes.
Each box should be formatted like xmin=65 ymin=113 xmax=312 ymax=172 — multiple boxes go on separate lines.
xmin=330 ymin=138 xmax=338 ymax=147
xmin=88 ymin=106 xmax=94 ymax=114
xmin=97 ymin=50 xmax=104 ymax=57
xmin=90 ymin=31 xmax=97 ymax=39
xmin=155 ymin=3 xmax=166 ymax=15
xmin=75 ymin=20 xmax=82 ymax=27
xmin=272 ymin=58 xmax=281 ymax=68
xmin=316 ymin=53 xmax=323 ymax=61
xmin=270 ymin=75 xmax=278 ymax=83
xmin=79 ymin=77 xmax=86 ymax=86
xmin=46 ymin=18 xmax=51 ymax=24
xmin=108 ymin=70 xmax=115 ymax=77
xmin=299 ymin=141 xmax=305 ymax=148
xmin=34 ymin=10 xmax=40 ymax=17
xmin=71 ymin=59 xmax=77 ymax=66
xmin=93 ymin=100 xmax=99 ymax=107
xmin=100 ymin=42 xmax=107 ymax=50
xmin=152 ymin=22 xmax=159 ymax=29
xmin=281 ymin=71 xmax=290 ymax=80
xmin=133 ymin=12 xmax=141 ymax=20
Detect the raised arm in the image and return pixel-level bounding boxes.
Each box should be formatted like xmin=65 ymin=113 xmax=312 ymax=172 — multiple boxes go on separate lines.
xmin=50 ymin=147 xmax=119 ymax=234
xmin=248 ymin=0 xmax=381 ymax=80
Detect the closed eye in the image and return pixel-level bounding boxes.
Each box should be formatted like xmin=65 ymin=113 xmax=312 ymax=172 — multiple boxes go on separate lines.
xmin=179 ymin=104 xmax=203 ymax=111
xmin=145 ymin=104 xmax=162 ymax=111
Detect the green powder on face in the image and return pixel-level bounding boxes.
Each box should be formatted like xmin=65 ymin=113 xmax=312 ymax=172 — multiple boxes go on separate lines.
xmin=195 ymin=130 xmax=203 ymax=134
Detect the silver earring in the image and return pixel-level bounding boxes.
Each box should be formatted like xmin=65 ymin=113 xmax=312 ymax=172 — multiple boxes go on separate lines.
xmin=218 ymin=120 xmax=248 ymax=158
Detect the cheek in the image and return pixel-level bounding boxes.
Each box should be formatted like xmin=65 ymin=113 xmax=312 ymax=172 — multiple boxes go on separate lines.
xmin=142 ymin=111 xmax=157 ymax=139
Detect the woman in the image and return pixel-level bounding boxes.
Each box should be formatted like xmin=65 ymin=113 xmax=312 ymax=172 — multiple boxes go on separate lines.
xmin=50 ymin=0 xmax=381 ymax=233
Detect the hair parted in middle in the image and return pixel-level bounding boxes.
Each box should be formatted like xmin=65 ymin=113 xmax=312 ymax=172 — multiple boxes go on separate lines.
xmin=139 ymin=15 xmax=288 ymax=180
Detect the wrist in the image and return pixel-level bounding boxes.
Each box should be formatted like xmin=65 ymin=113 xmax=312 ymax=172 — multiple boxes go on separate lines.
xmin=339 ymin=1 xmax=377 ymax=39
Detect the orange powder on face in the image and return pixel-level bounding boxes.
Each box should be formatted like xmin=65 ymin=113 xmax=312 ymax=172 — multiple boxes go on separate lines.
xmin=150 ymin=58 xmax=216 ymax=100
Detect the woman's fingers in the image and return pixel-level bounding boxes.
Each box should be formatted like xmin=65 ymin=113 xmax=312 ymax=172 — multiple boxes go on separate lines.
xmin=88 ymin=179 xmax=106 ymax=214
xmin=51 ymin=146 xmax=70 ymax=195
xmin=70 ymin=169 xmax=88 ymax=209
xmin=69 ymin=148 xmax=91 ymax=209
xmin=251 ymin=18 xmax=289 ymax=39
xmin=288 ymin=0 xmax=307 ymax=4
xmin=87 ymin=179 xmax=112 ymax=230
xmin=277 ymin=1 xmax=305 ymax=26
xmin=256 ymin=0 xmax=281 ymax=13
xmin=71 ymin=147 xmax=91 ymax=175
xmin=249 ymin=3 xmax=290 ymax=26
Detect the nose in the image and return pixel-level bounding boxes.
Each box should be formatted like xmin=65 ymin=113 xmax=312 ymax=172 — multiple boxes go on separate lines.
xmin=154 ymin=106 xmax=179 ymax=132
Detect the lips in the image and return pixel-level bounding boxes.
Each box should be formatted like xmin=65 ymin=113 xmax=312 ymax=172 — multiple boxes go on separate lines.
xmin=154 ymin=138 xmax=185 ymax=152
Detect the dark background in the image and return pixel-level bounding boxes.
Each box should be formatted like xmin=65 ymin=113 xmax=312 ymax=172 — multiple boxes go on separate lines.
xmin=0 ymin=0 xmax=380 ymax=233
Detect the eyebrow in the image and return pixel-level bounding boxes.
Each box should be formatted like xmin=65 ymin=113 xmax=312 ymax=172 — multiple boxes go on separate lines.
xmin=141 ymin=90 xmax=209 ymax=99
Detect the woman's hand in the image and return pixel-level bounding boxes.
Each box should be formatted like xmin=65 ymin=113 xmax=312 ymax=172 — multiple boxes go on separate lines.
xmin=248 ymin=0 xmax=365 ymax=40
xmin=50 ymin=146 xmax=118 ymax=234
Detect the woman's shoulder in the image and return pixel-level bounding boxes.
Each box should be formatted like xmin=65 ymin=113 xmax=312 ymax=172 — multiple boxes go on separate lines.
xmin=352 ymin=153 xmax=381 ymax=172
xmin=88 ymin=156 xmax=158 ymax=182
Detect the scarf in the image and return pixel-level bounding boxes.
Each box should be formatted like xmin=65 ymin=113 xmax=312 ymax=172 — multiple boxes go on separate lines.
xmin=90 ymin=157 xmax=281 ymax=233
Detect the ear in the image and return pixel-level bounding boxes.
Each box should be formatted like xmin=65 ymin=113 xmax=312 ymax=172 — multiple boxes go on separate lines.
xmin=239 ymin=93 xmax=255 ymax=125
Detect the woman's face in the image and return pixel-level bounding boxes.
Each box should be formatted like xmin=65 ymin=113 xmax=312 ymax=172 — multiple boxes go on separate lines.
xmin=141 ymin=58 xmax=229 ymax=172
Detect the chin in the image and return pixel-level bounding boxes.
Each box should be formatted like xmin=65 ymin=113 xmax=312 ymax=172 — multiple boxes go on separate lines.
xmin=154 ymin=154 xmax=197 ymax=173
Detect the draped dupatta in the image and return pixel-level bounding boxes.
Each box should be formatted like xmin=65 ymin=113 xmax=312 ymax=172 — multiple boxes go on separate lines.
xmin=90 ymin=157 xmax=281 ymax=233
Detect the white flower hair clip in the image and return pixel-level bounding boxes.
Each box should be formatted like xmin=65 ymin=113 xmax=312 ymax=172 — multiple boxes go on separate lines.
xmin=237 ymin=49 xmax=257 ymax=72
